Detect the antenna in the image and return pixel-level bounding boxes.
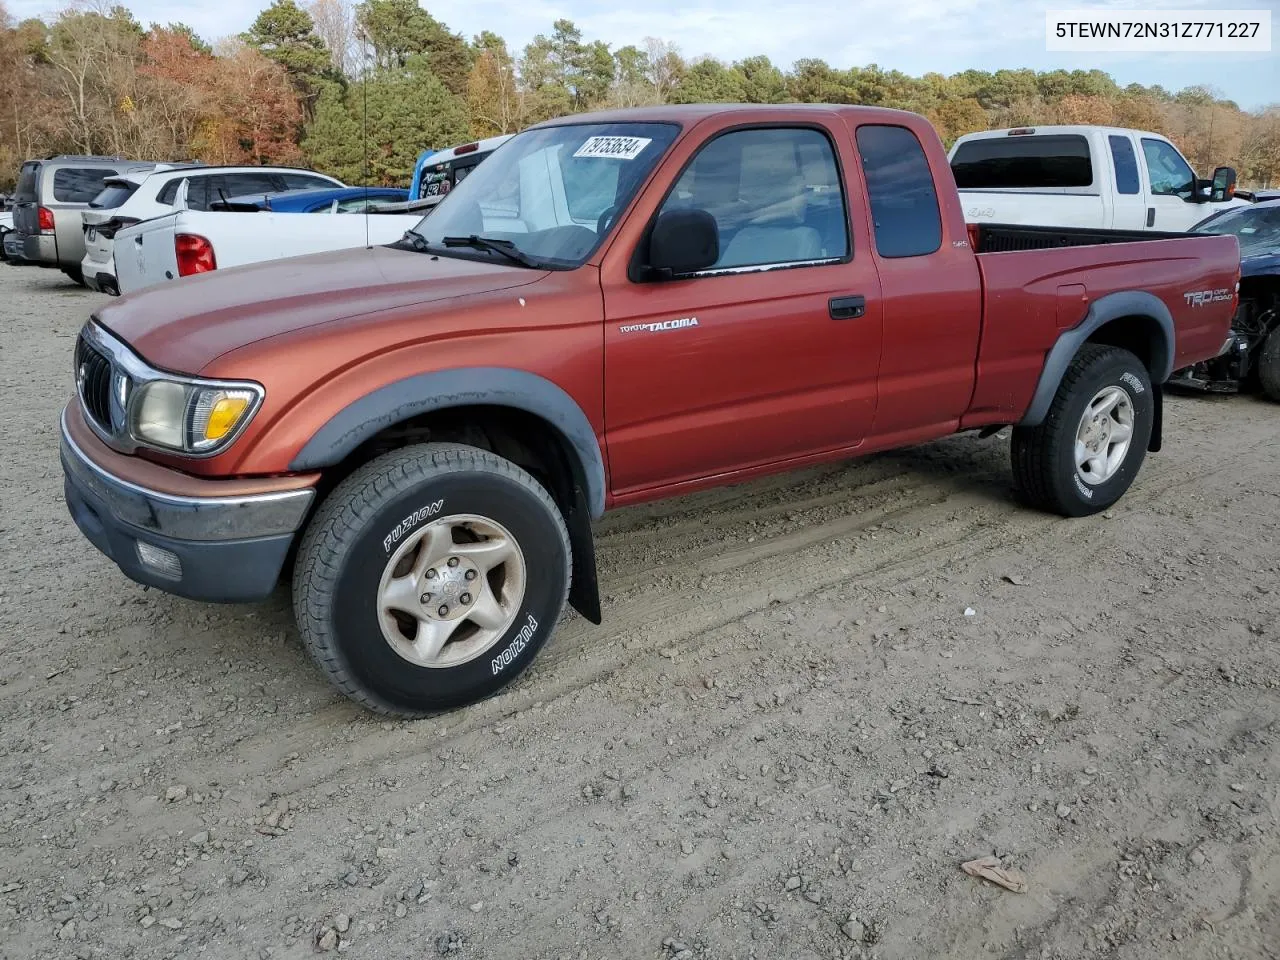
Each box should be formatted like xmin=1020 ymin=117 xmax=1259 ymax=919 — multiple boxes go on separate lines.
xmin=362 ymin=37 xmax=371 ymax=251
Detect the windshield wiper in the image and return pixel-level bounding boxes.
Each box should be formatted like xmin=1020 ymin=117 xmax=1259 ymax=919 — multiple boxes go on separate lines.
xmin=442 ymin=234 xmax=542 ymax=268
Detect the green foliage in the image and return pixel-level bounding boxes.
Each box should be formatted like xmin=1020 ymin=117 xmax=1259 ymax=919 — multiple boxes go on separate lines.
xmin=670 ymin=59 xmax=746 ymax=104
xmin=243 ymin=0 xmax=330 ymax=105
xmin=302 ymin=55 xmax=469 ymax=183
xmin=354 ymin=0 xmax=470 ymax=93
xmin=301 ymin=81 xmax=365 ymax=181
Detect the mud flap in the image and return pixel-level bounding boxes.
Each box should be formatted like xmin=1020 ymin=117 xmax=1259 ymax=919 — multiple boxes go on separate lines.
xmin=566 ymin=483 xmax=602 ymax=624
xmin=1148 ymin=384 xmax=1163 ymax=453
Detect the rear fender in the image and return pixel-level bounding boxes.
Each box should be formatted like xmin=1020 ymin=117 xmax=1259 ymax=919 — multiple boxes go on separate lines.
xmin=1019 ymin=291 xmax=1174 ymax=435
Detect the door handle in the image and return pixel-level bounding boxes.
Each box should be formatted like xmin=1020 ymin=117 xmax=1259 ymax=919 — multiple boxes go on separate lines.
xmin=1145 ymin=207 xmax=1155 ymax=227
xmin=829 ymin=295 xmax=866 ymax=320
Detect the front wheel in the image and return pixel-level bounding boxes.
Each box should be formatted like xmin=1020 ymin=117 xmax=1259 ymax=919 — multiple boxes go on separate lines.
xmin=1011 ymin=344 xmax=1154 ymax=517
xmin=293 ymin=443 xmax=571 ymax=717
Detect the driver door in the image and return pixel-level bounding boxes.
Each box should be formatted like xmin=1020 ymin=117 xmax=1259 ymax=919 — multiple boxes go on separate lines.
xmin=600 ymin=123 xmax=882 ymax=497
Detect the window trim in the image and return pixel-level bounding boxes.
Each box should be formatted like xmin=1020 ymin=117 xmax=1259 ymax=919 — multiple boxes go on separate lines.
xmin=855 ymin=122 xmax=944 ymax=260
xmin=627 ymin=120 xmax=854 ymax=284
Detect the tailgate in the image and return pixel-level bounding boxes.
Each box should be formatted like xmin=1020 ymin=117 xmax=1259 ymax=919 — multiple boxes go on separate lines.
xmin=115 ymin=214 xmax=179 ymax=295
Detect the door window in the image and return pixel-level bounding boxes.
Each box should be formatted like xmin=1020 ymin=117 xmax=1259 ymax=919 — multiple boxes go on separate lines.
xmin=657 ymin=127 xmax=849 ymax=271
xmin=1141 ymin=139 xmax=1196 ymax=199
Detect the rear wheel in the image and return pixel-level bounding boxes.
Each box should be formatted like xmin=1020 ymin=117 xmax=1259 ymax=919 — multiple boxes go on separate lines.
xmin=62 ymin=265 xmax=85 ymax=286
xmin=1258 ymin=329 xmax=1280 ymax=402
xmin=293 ymin=443 xmax=571 ymax=717
xmin=1011 ymin=344 xmax=1154 ymax=517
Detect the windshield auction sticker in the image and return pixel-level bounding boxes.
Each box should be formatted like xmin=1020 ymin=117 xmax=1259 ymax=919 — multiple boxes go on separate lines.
xmin=573 ymin=136 xmax=653 ymax=160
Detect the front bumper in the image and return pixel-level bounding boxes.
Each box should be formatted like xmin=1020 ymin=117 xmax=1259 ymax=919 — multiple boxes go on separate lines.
xmin=59 ymin=406 xmax=316 ymax=602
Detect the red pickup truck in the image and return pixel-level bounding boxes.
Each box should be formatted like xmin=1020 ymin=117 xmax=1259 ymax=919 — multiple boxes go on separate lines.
xmin=60 ymin=104 xmax=1239 ymax=716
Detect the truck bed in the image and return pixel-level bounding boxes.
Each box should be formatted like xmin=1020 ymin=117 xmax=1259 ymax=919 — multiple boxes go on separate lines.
xmin=965 ymin=229 xmax=1240 ymax=426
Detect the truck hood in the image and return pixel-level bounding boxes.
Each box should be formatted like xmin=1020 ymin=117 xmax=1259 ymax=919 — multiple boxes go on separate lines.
xmin=95 ymin=245 xmax=546 ymax=373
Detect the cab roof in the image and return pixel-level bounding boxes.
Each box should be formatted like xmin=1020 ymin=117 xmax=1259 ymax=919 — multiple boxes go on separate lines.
xmin=531 ymin=102 xmax=928 ymax=128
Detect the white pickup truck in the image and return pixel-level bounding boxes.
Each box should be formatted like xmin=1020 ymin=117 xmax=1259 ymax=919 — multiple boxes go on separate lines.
xmin=948 ymin=125 xmax=1249 ymax=232
xmin=113 ymin=183 xmax=420 ymax=295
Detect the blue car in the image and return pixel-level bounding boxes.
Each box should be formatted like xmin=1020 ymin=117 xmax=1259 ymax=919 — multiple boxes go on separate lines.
xmin=215 ymin=186 xmax=409 ymax=213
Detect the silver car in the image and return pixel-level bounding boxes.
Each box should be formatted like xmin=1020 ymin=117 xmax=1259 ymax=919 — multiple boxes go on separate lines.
xmin=11 ymin=156 xmax=163 ymax=284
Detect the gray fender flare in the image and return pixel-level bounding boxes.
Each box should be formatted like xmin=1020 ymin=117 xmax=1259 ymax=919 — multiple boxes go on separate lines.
xmin=290 ymin=367 xmax=607 ymax=518
xmin=1018 ymin=290 xmax=1174 ymax=427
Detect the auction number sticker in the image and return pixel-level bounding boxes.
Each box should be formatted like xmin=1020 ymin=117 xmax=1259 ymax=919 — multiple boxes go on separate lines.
xmin=573 ymin=136 xmax=652 ymax=160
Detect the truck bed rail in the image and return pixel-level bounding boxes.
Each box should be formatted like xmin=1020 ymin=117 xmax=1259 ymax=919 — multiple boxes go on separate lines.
xmin=973 ymin=223 xmax=1190 ymax=254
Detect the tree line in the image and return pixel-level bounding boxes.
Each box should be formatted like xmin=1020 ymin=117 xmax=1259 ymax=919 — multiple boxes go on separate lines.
xmin=2 ymin=0 xmax=1278 ymax=191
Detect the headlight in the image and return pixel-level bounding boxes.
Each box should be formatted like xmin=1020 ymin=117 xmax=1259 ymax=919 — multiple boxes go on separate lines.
xmin=130 ymin=379 xmax=261 ymax=454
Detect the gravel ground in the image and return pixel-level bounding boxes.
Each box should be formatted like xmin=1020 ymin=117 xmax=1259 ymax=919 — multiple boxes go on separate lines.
xmin=1 ymin=264 xmax=1278 ymax=960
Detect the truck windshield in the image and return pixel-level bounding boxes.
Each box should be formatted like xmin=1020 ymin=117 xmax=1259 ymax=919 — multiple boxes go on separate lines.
xmin=411 ymin=122 xmax=680 ymax=268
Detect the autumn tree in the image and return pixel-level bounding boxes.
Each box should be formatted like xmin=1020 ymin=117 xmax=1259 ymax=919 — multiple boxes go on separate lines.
xmin=467 ymin=31 xmax=521 ymax=135
xmin=196 ymin=39 xmax=303 ymax=165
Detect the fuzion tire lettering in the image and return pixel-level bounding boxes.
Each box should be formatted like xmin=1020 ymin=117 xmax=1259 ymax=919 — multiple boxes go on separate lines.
xmin=383 ymin=499 xmax=445 ymax=552
xmin=491 ymin=614 xmax=539 ymax=675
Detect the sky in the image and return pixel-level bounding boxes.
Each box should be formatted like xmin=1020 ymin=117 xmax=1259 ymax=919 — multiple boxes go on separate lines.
xmin=9 ymin=0 xmax=1278 ymax=109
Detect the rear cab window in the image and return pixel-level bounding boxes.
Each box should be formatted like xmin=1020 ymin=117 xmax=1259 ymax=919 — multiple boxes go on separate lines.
xmin=950 ymin=134 xmax=1093 ymax=189
xmin=856 ymin=125 xmax=943 ymax=258
xmin=1108 ymin=136 xmax=1140 ymax=195
xmin=53 ymin=168 xmax=119 ymax=203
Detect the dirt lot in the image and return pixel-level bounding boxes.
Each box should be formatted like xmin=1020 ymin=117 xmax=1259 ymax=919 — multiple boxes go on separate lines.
xmin=1 ymin=263 xmax=1277 ymax=960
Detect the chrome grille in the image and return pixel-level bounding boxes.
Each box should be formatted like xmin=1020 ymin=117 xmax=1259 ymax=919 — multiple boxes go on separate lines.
xmin=75 ymin=334 xmax=114 ymax=431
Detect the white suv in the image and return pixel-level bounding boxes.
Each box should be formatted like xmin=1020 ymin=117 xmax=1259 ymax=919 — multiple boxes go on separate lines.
xmin=81 ymin=165 xmax=342 ymax=294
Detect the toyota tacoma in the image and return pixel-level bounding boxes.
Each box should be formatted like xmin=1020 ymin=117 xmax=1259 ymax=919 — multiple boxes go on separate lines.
xmin=60 ymin=104 xmax=1240 ymax=716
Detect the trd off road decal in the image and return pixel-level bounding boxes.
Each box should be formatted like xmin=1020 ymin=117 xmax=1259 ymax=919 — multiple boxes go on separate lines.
xmin=383 ymin=499 xmax=445 ymax=553
xmin=1183 ymin=288 xmax=1232 ymax=307
xmin=492 ymin=614 xmax=539 ymax=675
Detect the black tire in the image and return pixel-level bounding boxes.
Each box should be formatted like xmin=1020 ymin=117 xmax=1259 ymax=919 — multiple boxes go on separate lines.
xmin=293 ymin=443 xmax=571 ymax=717
xmin=62 ymin=265 xmax=85 ymax=286
xmin=1259 ymin=330 xmax=1280 ymax=403
xmin=1011 ymin=344 xmax=1154 ymax=517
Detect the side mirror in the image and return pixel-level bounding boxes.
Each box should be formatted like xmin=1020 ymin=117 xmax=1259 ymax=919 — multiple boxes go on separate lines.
xmin=647 ymin=209 xmax=719 ymax=278
xmin=1210 ymin=166 xmax=1237 ymax=203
